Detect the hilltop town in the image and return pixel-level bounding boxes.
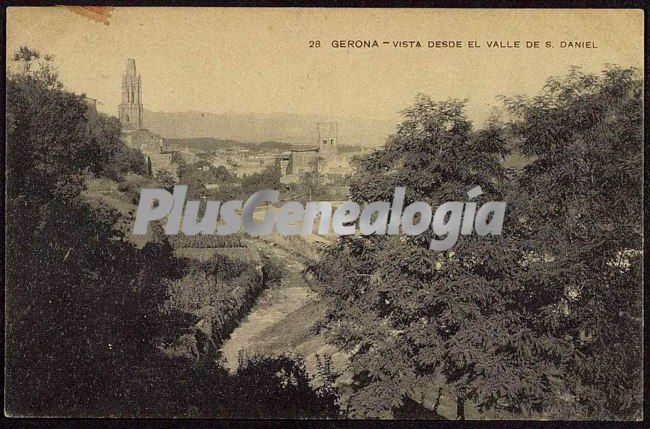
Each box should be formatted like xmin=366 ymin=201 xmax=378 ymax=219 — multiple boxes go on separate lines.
xmin=117 ymin=59 xmax=371 ymax=192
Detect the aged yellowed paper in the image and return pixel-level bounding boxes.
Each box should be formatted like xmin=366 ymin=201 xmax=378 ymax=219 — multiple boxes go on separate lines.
xmin=5 ymin=7 xmax=644 ymax=420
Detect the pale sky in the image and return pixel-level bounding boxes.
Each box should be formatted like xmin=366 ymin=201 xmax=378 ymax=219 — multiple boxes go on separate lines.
xmin=6 ymin=7 xmax=644 ymax=125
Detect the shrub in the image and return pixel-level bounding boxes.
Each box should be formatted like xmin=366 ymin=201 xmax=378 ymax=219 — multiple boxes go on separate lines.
xmin=168 ymin=233 xmax=245 ymax=249
xmin=160 ymin=252 xmax=268 ymax=348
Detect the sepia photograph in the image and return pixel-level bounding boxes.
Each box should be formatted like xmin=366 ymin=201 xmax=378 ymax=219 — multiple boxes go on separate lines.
xmin=4 ymin=5 xmax=645 ymax=421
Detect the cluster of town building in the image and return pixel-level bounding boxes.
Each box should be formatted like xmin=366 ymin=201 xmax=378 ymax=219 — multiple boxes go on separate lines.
xmin=117 ymin=59 xmax=359 ymax=184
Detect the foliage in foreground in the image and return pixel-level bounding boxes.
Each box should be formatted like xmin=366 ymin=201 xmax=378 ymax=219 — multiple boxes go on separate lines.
xmin=5 ymin=47 xmax=339 ymax=418
xmin=311 ymin=67 xmax=643 ymax=419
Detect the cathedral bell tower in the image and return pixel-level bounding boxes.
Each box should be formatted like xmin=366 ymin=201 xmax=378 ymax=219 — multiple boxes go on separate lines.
xmin=317 ymin=122 xmax=339 ymax=159
xmin=118 ymin=59 xmax=143 ymax=130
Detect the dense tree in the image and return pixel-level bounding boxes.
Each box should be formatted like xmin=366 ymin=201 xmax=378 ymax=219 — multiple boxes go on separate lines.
xmin=294 ymin=171 xmax=329 ymax=201
xmin=230 ymin=354 xmax=341 ymax=418
xmin=5 ymin=47 xmax=163 ymax=414
xmin=309 ymin=96 xmax=537 ymax=418
xmin=311 ymin=68 xmax=643 ymax=420
xmin=502 ymin=66 xmax=643 ymax=419
xmin=87 ymin=109 xmax=147 ymax=180
xmin=240 ymin=164 xmax=282 ymax=195
xmin=154 ymin=169 xmax=177 ymax=192
xmin=177 ymin=159 xmax=233 ymax=199
xmin=5 ymin=47 xmax=342 ymax=418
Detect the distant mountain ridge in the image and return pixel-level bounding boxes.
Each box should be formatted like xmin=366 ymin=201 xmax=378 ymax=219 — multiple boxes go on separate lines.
xmin=143 ymin=110 xmax=396 ymax=148
xmin=163 ymin=138 xmax=298 ymax=153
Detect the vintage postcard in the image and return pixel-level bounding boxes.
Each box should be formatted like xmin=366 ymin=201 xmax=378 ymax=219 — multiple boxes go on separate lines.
xmin=4 ymin=6 xmax=644 ymax=420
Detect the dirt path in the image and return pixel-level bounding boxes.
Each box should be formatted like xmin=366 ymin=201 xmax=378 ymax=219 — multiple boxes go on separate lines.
xmin=218 ymin=235 xmax=462 ymax=418
xmin=219 ymin=237 xmax=343 ymax=375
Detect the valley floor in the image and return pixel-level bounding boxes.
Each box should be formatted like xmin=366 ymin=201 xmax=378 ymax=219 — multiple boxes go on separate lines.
xmin=219 ymin=235 xmax=470 ymax=419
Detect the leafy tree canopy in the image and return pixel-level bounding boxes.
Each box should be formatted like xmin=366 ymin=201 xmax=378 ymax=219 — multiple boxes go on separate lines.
xmin=311 ymin=67 xmax=642 ymax=420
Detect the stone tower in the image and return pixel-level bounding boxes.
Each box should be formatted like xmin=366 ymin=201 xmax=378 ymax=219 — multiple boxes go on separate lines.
xmin=118 ymin=59 xmax=143 ymax=130
xmin=317 ymin=122 xmax=338 ymax=159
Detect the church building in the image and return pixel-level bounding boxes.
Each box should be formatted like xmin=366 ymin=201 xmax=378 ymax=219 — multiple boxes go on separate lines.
xmin=276 ymin=122 xmax=352 ymax=184
xmin=118 ymin=59 xmax=179 ymax=179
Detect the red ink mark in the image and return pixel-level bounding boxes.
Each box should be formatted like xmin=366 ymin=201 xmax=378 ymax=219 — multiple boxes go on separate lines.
xmin=64 ymin=6 xmax=114 ymax=25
